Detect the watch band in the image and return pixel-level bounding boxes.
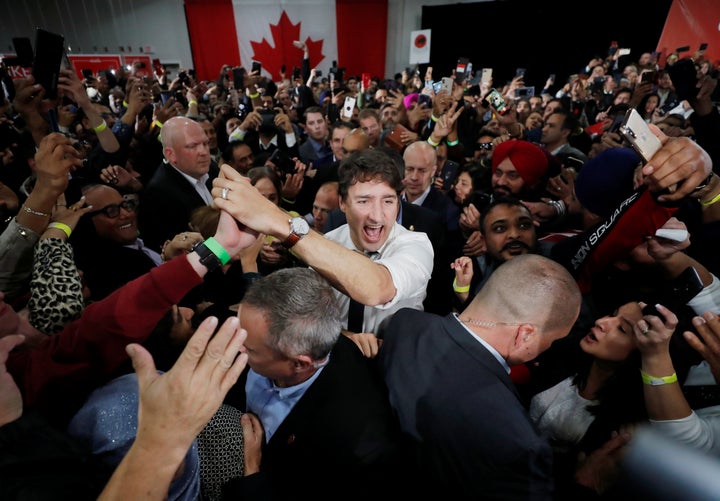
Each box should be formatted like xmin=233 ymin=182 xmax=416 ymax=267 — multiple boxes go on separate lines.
xmin=691 ymin=173 xmax=715 ymax=194
xmin=281 ymin=217 xmax=309 ymax=249
xmin=281 ymin=231 xmax=302 ymax=249
xmin=193 ymin=240 xmax=223 ymax=272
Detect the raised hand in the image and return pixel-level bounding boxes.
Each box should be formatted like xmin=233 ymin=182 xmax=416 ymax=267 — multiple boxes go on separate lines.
xmin=685 ymin=312 xmax=720 ymax=383
xmin=641 ymin=125 xmax=712 ymax=203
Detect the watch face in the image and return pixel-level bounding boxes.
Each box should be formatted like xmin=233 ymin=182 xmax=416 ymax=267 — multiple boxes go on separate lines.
xmin=290 ymin=217 xmax=310 ymax=235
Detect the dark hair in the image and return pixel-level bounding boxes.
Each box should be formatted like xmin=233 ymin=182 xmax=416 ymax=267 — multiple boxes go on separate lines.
xmin=453 ymin=162 xmax=491 ymax=201
xmin=337 ymin=148 xmax=403 ymax=200
xmin=330 ymin=120 xmax=353 ymax=135
xmin=222 ymin=140 xmax=251 ymax=163
xmin=615 ymin=87 xmax=633 ymax=99
xmin=357 ymin=108 xmax=379 ymax=122
xmin=248 ymin=165 xmax=282 ymax=202
xmin=478 ymin=196 xmax=531 ymax=235
xmin=545 ymin=98 xmax=566 ymax=112
xmin=548 ymin=109 xmax=580 ymax=135
xmin=303 ymin=106 xmax=326 ymax=123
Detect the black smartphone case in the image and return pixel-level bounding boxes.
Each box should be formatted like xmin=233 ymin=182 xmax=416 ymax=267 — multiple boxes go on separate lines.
xmin=32 ymin=28 xmax=65 ymax=99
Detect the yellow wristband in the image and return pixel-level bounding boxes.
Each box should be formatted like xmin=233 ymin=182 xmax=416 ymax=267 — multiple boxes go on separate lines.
xmin=153 ymin=120 xmax=164 ymax=129
xmin=701 ymin=192 xmax=720 ymax=207
xmin=453 ymin=277 xmax=470 ymax=294
xmin=427 ymin=137 xmax=440 ymax=148
xmin=93 ymin=120 xmax=107 ymax=133
xmin=188 ymin=100 xmax=198 ymax=106
xmin=430 ymin=114 xmax=439 ymax=122
xmin=123 ymin=100 xmax=129 ymax=108
xmin=640 ymin=370 xmax=678 ymax=386
xmin=48 ymin=222 xmax=72 ymax=238
xmin=249 ymin=92 xmax=260 ymax=99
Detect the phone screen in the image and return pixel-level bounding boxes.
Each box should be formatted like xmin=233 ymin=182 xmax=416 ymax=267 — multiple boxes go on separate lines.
xmin=32 ymin=28 xmax=65 ymax=100
xmin=643 ymin=266 xmax=704 ymax=316
xmin=361 ymin=72 xmax=371 ymax=90
xmin=269 ymin=149 xmax=295 ymax=175
xmin=342 ymin=96 xmax=356 ymax=119
xmin=160 ymin=91 xmax=173 ymax=105
xmin=441 ymin=77 xmax=453 ymax=94
xmin=620 ymin=108 xmax=662 ymax=162
xmin=485 ymin=88 xmax=508 ymax=115
xmin=232 ymin=68 xmax=245 ymax=91
xmin=252 ymin=61 xmax=262 ymax=74
xmin=456 ymin=57 xmax=469 ymax=82
xmin=607 ymin=112 xmax=626 ymax=134
xmin=641 ymin=70 xmax=657 ymax=84
xmin=152 ymin=58 xmax=164 ymax=75
xmin=514 ymin=86 xmax=535 ymax=98
xmin=12 ymin=37 xmax=34 ymax=66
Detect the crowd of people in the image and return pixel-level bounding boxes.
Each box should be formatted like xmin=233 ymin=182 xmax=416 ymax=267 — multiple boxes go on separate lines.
xmin=3 ymin=33 xmax=720 ymax=500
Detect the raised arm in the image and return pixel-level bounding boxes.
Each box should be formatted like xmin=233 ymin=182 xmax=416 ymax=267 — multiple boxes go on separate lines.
xmin=631 ymin=304 xmax=689 ymax=421
xmin=212 ymin=165 xmax=397 ymax=305
xmin=0 ymin=133 xmax=81 ymax=299
xmin=57 ymin=69 xmax=120 ymax=153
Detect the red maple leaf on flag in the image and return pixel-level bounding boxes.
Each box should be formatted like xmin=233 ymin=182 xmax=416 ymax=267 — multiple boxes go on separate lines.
xmin=250 ymin=11 xmax=325 ymax=81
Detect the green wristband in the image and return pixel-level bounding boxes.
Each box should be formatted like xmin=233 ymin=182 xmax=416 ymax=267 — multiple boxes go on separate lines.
xmin=204 ymin=237 xmax=231 ymax=265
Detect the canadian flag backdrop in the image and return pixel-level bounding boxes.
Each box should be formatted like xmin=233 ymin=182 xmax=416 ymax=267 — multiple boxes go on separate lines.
xmin=185 ymin=0 xmax=387 ymax=83
xmin=656 ymin=0 xmax=720 ymax=65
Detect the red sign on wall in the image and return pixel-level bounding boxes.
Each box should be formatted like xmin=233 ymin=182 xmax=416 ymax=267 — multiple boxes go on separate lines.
xmin=68 ymin=54 xmax=123 ymax=80
xmin=122 ymin=55 xmax=153 ymax=78
xmin=0 ymin=54 xmax=32 ymax=79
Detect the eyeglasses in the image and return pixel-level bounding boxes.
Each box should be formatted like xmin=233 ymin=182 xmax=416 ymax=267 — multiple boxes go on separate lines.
xmin=88 ymin=199 xmax=137 ymax=218
xmin=475 ymin=142 xmax=494 ymax=151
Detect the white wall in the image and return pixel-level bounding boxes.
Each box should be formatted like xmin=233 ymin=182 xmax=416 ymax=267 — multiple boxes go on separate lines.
xmin=0 ymin=0 xmax=482 ymax=77
xmin=0 ymin=0 xmax=193 ymax=67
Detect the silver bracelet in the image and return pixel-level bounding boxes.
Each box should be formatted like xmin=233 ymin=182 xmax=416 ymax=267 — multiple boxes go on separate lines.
xmin=546 ymin=199 xmax=566 ymax=218
xmin=22 ymin=204 xmax=51 ymax=217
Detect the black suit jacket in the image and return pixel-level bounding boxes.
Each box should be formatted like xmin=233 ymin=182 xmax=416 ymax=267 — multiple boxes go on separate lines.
xmin=137 ymin=161 xmax=219 ymax=252
xmin=378 ymin=309 xmax=554 ymax=500
xmin=74 ymin=243 xmax=157 ymax=301
xmin=420 ymin=187 xmax=465 ymax=262
xmin=298 ymin=137 xmax=333 ymax=167
xmin=242 ymin=129 xmax=300 ymax=167
xmin=421 ymin=187 xmax=460 ymax=231
xmin=222 ymin=335 xmax=408 ymax=499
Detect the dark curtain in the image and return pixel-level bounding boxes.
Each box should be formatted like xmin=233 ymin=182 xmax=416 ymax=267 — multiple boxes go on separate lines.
xmin=421 ymin=0 xmax=674 ymax=92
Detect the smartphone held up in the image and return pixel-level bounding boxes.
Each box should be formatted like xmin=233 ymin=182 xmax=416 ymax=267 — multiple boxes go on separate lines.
xmin=484 ymin=88 xmax=509 ymax=115
xmin=32 ymin=28 xmax=66 ymax=100
xmin=619 ymin=108 xmax=662 ymax=163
